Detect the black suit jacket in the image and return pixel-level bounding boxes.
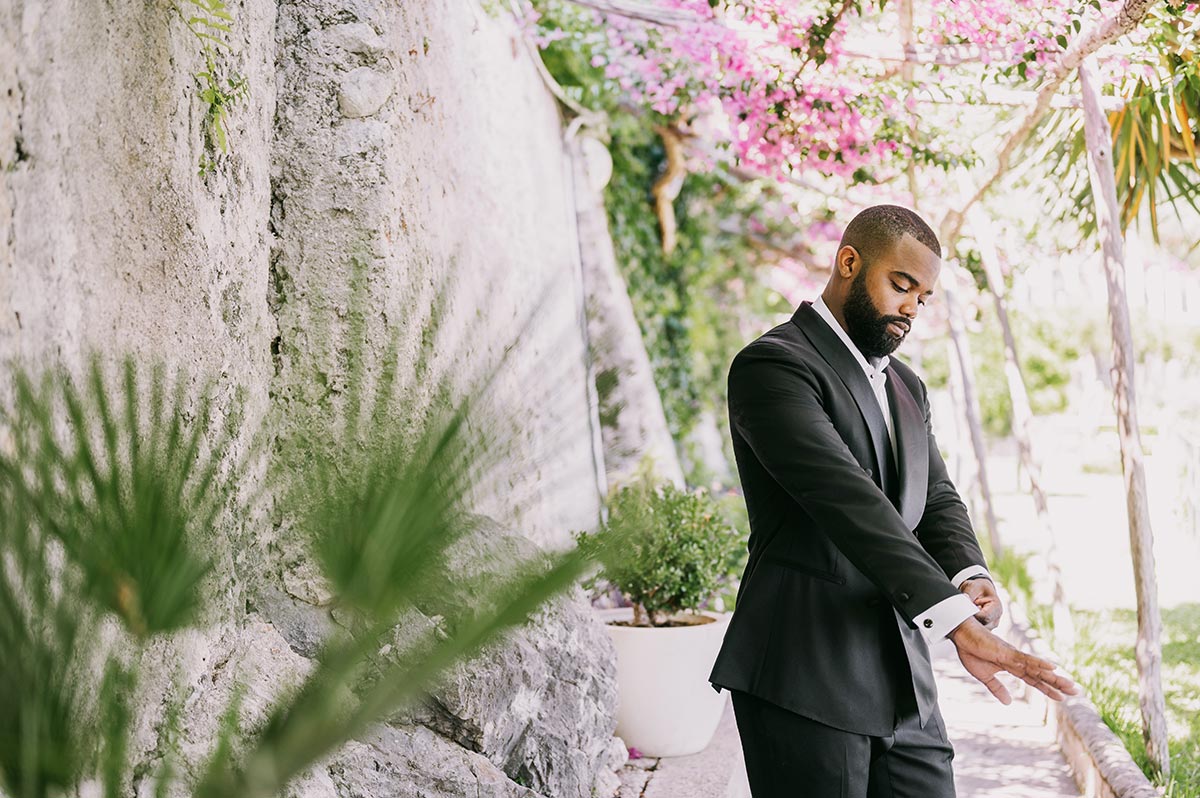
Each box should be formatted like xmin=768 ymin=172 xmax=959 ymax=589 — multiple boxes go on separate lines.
xmin=708 ymin=301 xmax=987 ymax=736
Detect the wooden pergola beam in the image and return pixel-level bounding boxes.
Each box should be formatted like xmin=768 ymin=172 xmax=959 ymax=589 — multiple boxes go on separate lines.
xmin=938 ymin=0 xmax=1157 ymax=249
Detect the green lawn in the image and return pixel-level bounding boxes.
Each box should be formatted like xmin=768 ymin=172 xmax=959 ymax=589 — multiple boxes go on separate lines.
xmin=993 ymin=541 xmax=1200 ymax=797
xmin=1069 ymin=604 xmax=1200 ymax=798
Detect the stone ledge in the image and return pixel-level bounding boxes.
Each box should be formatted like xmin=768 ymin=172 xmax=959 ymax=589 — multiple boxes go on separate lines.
xmin=615 ymin=696 xmax=750 ymax=798
xmin=999 ymin=588 xmax=1163 ymax=798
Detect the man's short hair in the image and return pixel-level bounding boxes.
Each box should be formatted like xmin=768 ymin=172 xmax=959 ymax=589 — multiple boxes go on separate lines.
xmin=839 ymin=205 xmax=941 ymax=267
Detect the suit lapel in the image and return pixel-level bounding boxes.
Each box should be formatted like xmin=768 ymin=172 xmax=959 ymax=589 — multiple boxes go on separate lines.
xmin=884 ymin=364 xmax=928 ymax=530
xmin=790 ymin=302 xmax=891 ymax=485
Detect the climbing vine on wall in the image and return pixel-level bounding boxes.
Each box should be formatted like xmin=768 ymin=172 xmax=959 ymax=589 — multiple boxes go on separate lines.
xmin=603 ymin=117 xmax=772 ymax=442
xmin=175 ymin=0 xmax=249 ymax=176
xmin=533 ymin=0 xmax=791 ymax=461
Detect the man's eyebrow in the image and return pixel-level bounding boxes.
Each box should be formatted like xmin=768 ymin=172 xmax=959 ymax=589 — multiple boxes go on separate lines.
xmin=892 ymin=270 xmax=935 ymax=296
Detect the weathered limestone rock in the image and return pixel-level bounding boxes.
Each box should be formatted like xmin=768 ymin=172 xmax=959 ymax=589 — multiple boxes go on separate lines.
xmin=325 ymin=22 xmax=389 ymax=56
xmin=570 ymin=136 xmax=685 ymax=489
xmin=252 ymin=582 xmax=338 ymax=659
xmin=272 ymin=0 xmax=605 ymax=557
xmin=337 ymin=66 xmax=394 ymax=118
xmin=328 ymin=725 xmax=547 ymax=798
xmin=408 ymin=516 xmax=626 ymax=798
xmin=127 ymin=619 xmax=317 ymax=797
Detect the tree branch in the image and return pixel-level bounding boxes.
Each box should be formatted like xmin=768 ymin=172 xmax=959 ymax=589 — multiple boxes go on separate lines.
xmin=938 ymin=0 xmax=1156 ymax=249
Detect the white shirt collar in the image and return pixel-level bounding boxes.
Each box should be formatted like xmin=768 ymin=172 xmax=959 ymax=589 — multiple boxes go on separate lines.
xmin=811 ymin=296 xmax=890 ymax=378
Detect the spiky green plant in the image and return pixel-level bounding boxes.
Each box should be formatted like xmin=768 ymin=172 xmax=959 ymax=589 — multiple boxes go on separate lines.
xmin=0 ymin=271 xmax=625 ymax=798
xmin=0 ymin=355 xmax=246 ymax=797
xmin=193 ymin=269 xmax=617 ymax=798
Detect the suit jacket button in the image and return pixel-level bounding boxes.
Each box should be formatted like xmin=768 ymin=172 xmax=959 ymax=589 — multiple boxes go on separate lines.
xmin=898 ymin=592 xmax=910 ymax=602
xmin=865 ymin=468 xmax=873 ymax=477
xmin=923 ymin=619 xmax=934 ymax=628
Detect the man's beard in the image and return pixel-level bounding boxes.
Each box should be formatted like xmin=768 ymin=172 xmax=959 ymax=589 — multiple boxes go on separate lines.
xmin=843 ymin=269 xmax=909 ymax=359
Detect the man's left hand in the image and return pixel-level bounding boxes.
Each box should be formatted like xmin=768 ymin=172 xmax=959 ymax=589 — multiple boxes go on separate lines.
xmin=960 ymin=577 xmax=1002 ymax=629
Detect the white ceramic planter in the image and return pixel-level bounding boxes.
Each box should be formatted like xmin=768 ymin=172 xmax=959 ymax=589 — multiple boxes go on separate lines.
xmin=596 ymin=606 xmax=732 ymax=758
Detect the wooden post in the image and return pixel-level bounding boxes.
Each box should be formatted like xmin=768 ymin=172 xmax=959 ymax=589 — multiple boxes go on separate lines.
xmin=943 ymin=270 xmax=1004 ymax=558
xmin=1079 ymin=55 xmax=1170 ymax=778
xmin=897 ymin=1 xmax=1003 ymax=562
xmin=968 ymin=210 xmax=1075 ymax=647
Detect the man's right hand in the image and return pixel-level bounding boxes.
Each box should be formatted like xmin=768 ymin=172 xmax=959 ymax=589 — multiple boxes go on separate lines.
xmin=948 ymin=617 xmax=1080 ymax=705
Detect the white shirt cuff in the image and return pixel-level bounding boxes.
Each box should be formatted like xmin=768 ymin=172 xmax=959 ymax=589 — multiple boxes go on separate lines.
xmin=914 ymin=593 xmax=978 ymax=644
xmin=950 ymin=565 xmax=991 ymax=589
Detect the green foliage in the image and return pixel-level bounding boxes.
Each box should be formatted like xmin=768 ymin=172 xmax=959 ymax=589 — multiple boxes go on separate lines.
xmin=578 ymin=474 xmax=743 ymax=626
xmin=1070 ymin=605 xmax=1200 ymax=796
xmin=991 ymin=531 xmax=1200 ymax=795
xmin=533 ymin=1 xmax=788 ymax=448
xmin=532 ymin=0 xmax=627 ymax=117
xmin=0 ymin=552 xmax=86 ymax=796
xmin=918 ymin=342 xmax=951 ymax=391
xmin=602 ymin=114 xmax=788 ymax=443
xmin=959 ymin=304 xmax=1085 ymax=438
xmin=0 ymin=355 xmax=243 ymax=796
xmin=1024 ymin=3 xmax=1200 ymax=245
xmin=3 ymin=358 xmax=241 ymax=639
xmin=0 ymin=274 xmax=612 ymax=796
xmin=986 ymin=547 xmax=1036 ymax=609
xmin=196 ymin=69 xmax=249 ymax=175
xmin=175 ymin=0 xmax=249 ymax=176
xmin=711 ymin=489 xmax=750 ymax=612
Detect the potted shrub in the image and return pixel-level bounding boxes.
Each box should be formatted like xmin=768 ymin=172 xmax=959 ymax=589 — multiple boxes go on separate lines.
xmin=577 ymin=477 xmax=743 ymax=757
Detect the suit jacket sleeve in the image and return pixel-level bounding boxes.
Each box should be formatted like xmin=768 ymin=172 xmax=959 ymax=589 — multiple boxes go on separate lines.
xmin=728 ymin=344 xmax=959 ymax=626
xmin=909 ymin=375 xmax=989 ymax=580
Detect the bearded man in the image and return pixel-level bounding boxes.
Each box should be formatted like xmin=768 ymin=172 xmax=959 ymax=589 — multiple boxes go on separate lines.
xmin=708 ymin=205 xmax=1077 ymax=797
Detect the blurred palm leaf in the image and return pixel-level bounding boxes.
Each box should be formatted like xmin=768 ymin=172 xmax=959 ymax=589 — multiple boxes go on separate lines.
xmin=1 ymin=356 xmax=245 ymax=639
xmin=0 ymin=491 xmax=88 ymax=797
xmin=192 ymin=265 xmax=623 ymax=798
xmin=0 ymin=263 xmax=623 ymax=798
xmin=0 ymin=355 xmax=248 ymax=797
xmin=1107 ymin=61 xmax=1200 ymax=237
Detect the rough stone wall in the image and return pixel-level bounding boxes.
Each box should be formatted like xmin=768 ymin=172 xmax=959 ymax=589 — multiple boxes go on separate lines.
xmin=271 ymin=0 xmax=605 ymax=558
xmin=571 ymin=136 xmax=685 ymax=490
xmin=0 ymin=0 xmax=621 ymax=794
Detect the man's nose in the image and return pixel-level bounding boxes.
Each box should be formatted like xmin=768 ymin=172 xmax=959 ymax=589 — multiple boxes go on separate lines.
xmin=900 ymin=298 xmax=919 ymax=319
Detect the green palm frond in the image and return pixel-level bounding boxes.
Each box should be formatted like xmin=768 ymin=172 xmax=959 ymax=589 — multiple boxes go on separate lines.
xmin=0 ymin=519 xmax=88 ymax=797
xmin=1107 ymin=66 xmax=1200 ymax=236
xmin=192 ymin=264 xmax=625 ymax=798
xmin=0 ymin=354 xmax=252 ymax=797
xmin=2 ymin=356 xmax=248 ymax=639
xmin=0 ymin=262 xmax=626 ymax=798
xmin=1023 ymin=10 xmax=1200 ymax=243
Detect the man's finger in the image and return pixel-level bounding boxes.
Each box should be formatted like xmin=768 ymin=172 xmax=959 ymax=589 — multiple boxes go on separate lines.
xmin=982 ymin=674 xmax=1013 ymax=705
xmin=1011 ymin=651 xmax=1059 ymax=675
xmin=1013 ymin=669 xmax=1066 ymax=700
xmin=1012 ymin=659 xmax=1080 ymax=699
xmin=1039 ymin=670 xmax=1080 ymax=695
xmin=1034 ymin=681 xmax=1066 ymax=702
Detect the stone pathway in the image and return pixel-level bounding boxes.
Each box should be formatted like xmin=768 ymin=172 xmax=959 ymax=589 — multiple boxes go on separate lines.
xmin=931 ymin=638 xmax=1081 ymax=798
xmin=616 ymin=643 xmax=1081 ymax=798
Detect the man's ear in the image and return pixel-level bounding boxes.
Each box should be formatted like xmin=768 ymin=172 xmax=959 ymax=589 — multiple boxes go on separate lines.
xmin=836 ymin=245 xmax=860 ymax=279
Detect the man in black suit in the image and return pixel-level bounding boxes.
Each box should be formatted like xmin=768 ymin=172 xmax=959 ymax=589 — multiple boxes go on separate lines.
xmin=708 ymin=205 xmax=1077 ymax=797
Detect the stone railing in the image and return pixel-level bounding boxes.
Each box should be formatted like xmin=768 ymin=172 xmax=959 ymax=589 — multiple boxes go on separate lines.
xmin=998 ymin=588 xmax=1163 ymax=798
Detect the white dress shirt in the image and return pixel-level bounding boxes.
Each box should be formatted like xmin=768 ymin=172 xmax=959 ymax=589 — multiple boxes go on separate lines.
xmin=811 ymin=296 xmax=989 ymax=643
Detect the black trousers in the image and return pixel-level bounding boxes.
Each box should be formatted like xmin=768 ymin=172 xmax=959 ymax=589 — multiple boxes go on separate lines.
xmin=730 ymin=690 xmax=956 ymax=798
